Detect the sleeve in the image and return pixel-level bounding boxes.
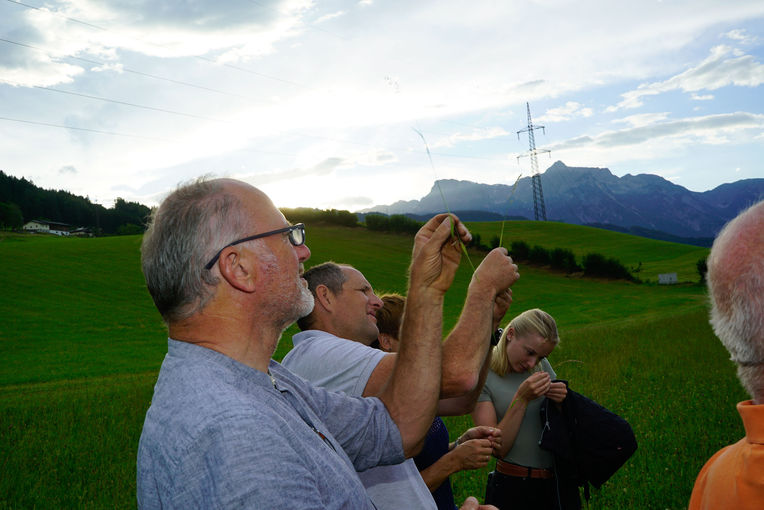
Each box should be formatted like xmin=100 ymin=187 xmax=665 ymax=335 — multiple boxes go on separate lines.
xmin=303 ymin=378 xmax=406 ymax=472
xmin=284 ymin=334 xmax=386 ymax=397
xmin=477 ymin=372 xmax=494 ymax=403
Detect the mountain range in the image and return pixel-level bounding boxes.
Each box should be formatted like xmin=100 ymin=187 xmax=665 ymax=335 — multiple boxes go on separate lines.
xmin=361 ymin=161 xmax=764 ymax=244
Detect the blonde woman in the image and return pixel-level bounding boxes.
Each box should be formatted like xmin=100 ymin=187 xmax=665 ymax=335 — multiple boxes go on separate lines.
xmin=472 ymin=309 xmax=578 ymax=510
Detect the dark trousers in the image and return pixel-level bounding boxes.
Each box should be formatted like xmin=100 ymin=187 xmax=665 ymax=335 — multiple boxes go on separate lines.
xmin=484 ymin=470 xmax=581 ymax=510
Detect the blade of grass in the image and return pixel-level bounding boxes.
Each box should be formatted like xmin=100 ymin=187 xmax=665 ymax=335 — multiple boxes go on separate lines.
xmin=499 ymin=173 xmax=523 ymax=248
xmin=412 ymin=127 xmax=475 ymax=272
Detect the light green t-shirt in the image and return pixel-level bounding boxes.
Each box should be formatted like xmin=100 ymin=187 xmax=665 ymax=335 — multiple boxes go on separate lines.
xmin=478 ymin=359 xmax=556 ymax=468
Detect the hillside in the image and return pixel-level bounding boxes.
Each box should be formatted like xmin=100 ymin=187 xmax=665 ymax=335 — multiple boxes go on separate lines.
xmin=0 ymin=224 xmax=737 ymax=510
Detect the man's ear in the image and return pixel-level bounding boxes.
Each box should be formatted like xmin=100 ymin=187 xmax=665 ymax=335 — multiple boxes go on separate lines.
xmin=314 ymin=284 xmax=334 ymax=311
xmin=218 ymin=247 xmax=258 ymax=293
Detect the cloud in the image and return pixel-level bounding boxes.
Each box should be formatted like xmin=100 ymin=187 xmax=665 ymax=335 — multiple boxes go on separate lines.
xmin=607 ymin=45 xmax=764 ymax=111
xmin=315 ymin=11 xmax=346 ymax=23
xmin=551 ymin=111 xmax=764 ymax=151
xmin=537 ymin=101 xmax=593 ymax=123
xmin=429 ymin=127 xmax=510 ymax=148
xmin=612 ymin=112 xmax=670 ymax=128
xmin=58 ymin=165 xmax=77 ymax=174
xmin=724 ymin=28 xmax=758 ymax=44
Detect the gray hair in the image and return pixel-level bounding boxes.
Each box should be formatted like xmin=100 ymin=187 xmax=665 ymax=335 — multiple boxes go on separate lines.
xmin=296 ymin=261 xmax=347 ymax=331
xmin=707 ymin=199 xmax=764 ymax=399
xmin=141 ymin=178 xmax=247 ymax=324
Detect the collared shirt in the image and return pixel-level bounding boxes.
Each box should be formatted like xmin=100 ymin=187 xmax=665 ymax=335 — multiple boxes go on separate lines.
xmin=284 ymin=330 xmax=438 ymax=510
xmin=689 ymin=400 xmax=764 ymax=510
xmin=137 ymin=339 xmax=404 ymax=509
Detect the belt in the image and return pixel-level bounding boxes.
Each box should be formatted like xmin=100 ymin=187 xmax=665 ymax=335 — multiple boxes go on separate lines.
xmin=495 ymin=459 xmax=553 ymax=480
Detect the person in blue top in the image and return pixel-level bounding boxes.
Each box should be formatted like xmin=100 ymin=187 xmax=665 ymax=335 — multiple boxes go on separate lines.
xmin=136 ymin=177 xmax=494 ymax=509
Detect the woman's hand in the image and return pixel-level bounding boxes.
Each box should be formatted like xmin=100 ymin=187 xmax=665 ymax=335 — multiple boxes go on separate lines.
xmin=544 ymin=381 xmax=567 ymax=403
xmin=516 ymin=371 xmax=551 ymax=402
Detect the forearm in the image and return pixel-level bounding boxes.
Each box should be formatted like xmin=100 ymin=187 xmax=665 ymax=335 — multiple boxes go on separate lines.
xmin=418 ymin=449 xmax=460 ymax=492
xmin=440 ymin=283 xmax=495 ymax=397
xmin=437 ymin=345 xmax=492 ymax=416
xmin=379 ymin=285 xmax=444 ymax=457
xmin=495 ymin=397 xmax=527 ymax=458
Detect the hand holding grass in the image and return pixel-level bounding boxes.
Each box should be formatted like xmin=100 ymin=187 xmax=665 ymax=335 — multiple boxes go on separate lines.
xmin=516 ymin=371 xmax=552 ymax=402
xmin=410 ymin=213 xmax=470 ymax=294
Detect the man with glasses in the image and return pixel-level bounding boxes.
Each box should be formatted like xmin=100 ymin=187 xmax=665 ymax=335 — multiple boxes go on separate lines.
xmin=136 ymin=177 xmax=495 ymax=509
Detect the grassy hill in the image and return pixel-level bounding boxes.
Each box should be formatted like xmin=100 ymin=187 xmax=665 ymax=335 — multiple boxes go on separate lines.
xmin=0 ymin=224 xmax=743 ymax=509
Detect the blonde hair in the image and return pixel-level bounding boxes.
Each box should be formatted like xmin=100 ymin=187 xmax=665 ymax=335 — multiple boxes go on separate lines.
xmin=489 ymin=308 xmax=560 ymax=376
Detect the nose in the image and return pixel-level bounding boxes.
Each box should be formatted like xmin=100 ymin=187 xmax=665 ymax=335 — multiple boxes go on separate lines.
xmin=296 ymin=243 xmax=311 ymax=263
xmin=370 ymin=293 xmax=383 ymax=310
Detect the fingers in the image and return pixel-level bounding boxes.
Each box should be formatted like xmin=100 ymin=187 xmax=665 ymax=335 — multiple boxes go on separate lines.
xmin=460 ymin=497 xmax=480 ymax=510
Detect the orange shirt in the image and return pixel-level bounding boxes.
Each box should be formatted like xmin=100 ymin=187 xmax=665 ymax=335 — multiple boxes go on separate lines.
xmin=689 ymin=401 xmax=764 ymax=510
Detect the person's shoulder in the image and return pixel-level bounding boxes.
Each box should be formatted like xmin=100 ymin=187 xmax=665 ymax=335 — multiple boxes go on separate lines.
xmin=288 ymin=330 xmax=381 ymax=362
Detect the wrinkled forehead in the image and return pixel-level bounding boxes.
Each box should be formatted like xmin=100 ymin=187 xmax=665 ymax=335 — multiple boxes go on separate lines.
xmin=340 ymin=266 xmax=372 ymax=290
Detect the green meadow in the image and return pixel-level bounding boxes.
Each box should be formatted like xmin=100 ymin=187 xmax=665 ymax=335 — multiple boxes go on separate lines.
xmin=0 ymin=222 xmax=746 ymax=509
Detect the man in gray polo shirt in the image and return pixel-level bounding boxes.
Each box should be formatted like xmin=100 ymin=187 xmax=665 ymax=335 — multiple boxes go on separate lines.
xmin=283 ymin=251 xmax=518 ymax=509
xmin=136 ymin=178 xmax=492 ymax=509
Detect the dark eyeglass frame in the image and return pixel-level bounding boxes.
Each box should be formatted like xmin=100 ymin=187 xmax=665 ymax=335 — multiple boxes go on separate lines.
xmin=204 ymin=223 xmax=306 ymax=270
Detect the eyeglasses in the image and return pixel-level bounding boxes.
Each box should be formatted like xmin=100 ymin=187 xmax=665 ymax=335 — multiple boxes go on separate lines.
xmin=204 ymin=223 xmax=306 ymax=270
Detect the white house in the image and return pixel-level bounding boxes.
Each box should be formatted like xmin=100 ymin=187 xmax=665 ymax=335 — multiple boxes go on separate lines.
xmin=23 ymin=220 xmax=71 ymax=236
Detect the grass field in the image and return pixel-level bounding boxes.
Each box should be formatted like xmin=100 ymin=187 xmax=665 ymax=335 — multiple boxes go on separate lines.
xmin=0 ymin=224 xmax=747 ymax=509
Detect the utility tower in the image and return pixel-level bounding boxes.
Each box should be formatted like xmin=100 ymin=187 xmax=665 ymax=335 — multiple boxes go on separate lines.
xmin=517 ymin=102 xmax=550 ymax=221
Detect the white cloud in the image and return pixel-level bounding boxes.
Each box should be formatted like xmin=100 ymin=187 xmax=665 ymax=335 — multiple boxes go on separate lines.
xmin=429 ymin=127 xmax=510 ymax=149
xmin=607 ymin=45 xmax=764 ymax=111
xmin=724 ymin=28 xmax=758 ymax=44
xmin=551 ymin=112 xmax=764 ymax=156
xmin=537 ymin=101 xmax=593 ymax=123
xmin=315 ymin=11 xmax=346 ymax=23
xmin=612 ymin=112 xmax=671 ymax=128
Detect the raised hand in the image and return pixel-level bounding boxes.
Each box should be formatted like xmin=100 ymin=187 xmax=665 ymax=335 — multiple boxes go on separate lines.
xmin=409 ymin=214 xmax=470 ymax=295
xmin=472 ymin=247 xmax=520 ymax=296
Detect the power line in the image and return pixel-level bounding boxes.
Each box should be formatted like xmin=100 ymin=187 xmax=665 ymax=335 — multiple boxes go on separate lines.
xmin=0 ymin=115 xmax=175 ymax=142
xmin=33 ymin=85 xmax=235 ymax=124
xmin=0 ymin=37 xmax=249 ymax=99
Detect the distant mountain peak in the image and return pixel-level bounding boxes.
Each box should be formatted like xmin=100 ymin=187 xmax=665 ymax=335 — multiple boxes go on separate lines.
xmin=360 ymin=161 xmax=764 ymax=239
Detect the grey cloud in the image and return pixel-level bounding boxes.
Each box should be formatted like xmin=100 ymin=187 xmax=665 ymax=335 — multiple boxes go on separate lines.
xmin=550 ymin=112 xmax=764 ymax=150
xmin=58 ymin=165 xmax=77 ymax=174
xmin=80 ymin=0 xmax=285 ymax=31
xmin=249 ymin=157 xmax=348 ymax=186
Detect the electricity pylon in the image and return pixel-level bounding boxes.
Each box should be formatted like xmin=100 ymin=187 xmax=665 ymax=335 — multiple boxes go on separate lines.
xmin=517 ymin=102 xmax=550 ymax=221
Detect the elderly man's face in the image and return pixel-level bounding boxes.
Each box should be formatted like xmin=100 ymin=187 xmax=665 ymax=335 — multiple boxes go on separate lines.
xmin=233 ymin=182 xmax=314 ymax=325
xmin=331 ymin=266 xmax=384 ymax=345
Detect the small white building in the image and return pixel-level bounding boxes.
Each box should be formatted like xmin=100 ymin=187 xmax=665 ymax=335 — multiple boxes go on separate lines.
xmin=23 ymin=220 xmax=71 ymax=236
xmin=658 ymin=272 xmax=678 ymax=285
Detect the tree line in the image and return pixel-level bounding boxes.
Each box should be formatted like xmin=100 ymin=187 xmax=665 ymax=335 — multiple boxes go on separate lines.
xmin=0 ymin=170 xmax=151 ymax=235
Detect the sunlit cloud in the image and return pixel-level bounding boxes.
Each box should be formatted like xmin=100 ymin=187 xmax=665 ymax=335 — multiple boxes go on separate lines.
xmin=537 ymin=102 xmax=593 ymax=123
xmin=607 ymin=45 xmax=764 ymax=111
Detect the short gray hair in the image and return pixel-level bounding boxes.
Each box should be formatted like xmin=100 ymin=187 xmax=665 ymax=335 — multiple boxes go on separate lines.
xmin=296 ymin=261 xmax=347 ymax=331
xmin=707 ymin=199 xmax=764 ymax=398
xmin=141 ymin=178 xmax=247 ymax=323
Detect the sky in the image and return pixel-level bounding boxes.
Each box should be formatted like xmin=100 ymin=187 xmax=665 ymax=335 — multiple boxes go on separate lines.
xmin=1 ymin=0 xmax=763 ymax=212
